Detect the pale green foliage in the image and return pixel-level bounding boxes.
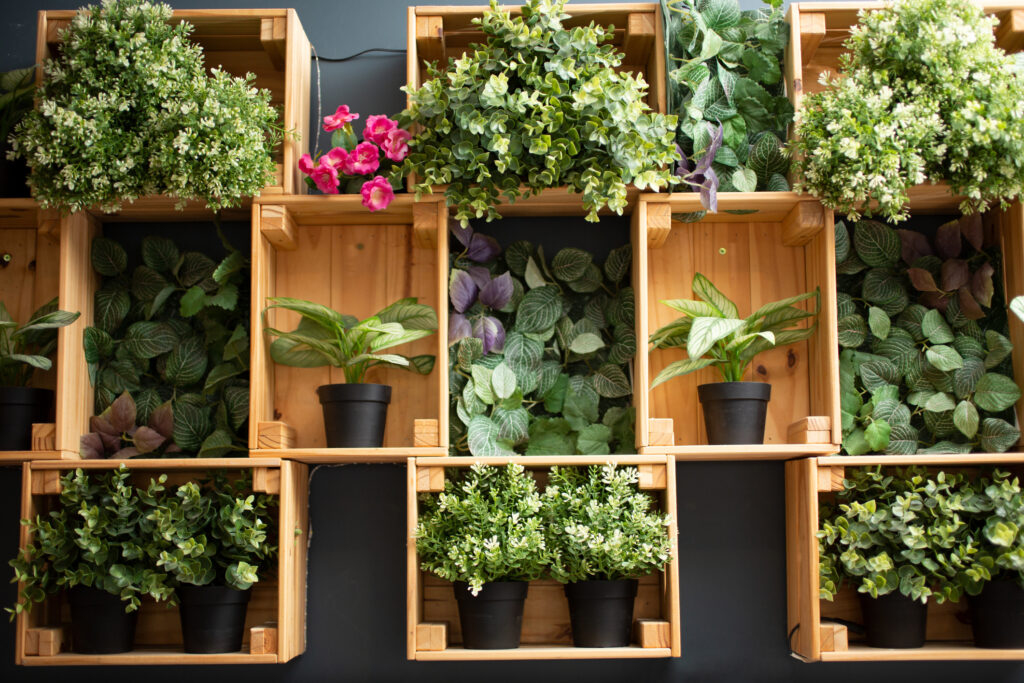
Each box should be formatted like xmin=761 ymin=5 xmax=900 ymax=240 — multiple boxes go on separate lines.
xmin=649 ymin=272 xmax=818 ymax=384
xmin=0 ymin=298 xmax=79 ymax=387
xmin=10 ymin=0 xmax=280 ymax=213
xmin=401 ymin=0 xmax=679 ymax=225
xmin=793 ymin=0 xmax=1024 ymax=222
xmin=415 ymin=463 xmax=551 ymax=595
xmin=264 ymin=296 xmax=437 ymax=384
xmin=542 ymin=465 xmax=672 ymax=583
xmin=958 ymin=470 xmax=1024 ymax=595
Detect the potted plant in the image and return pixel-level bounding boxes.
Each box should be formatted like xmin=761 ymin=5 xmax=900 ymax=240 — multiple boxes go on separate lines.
xmin=958 ymin=469 xmax=1024 ymax=649
xmin=8 ymin=467 xmax=175 ymax=654
xmin=0 ymin=66 xmax=35 ymax=197
xmin=542 ymin=464 xmax=672 ymax=647
xmin=146 ymin=472 xmax=276 ymax=654
xmin=0 ymin=298 xmax=79 ymax=450
xmin=263 ymin=296 xmax=437 ymax=447
xmin=818 ymin=466 xmax=967 ymax=648
xmin=400 ymin=0 xmax=679 ymax=226
xmin=415 ymin=463 xmax=551 ymax=649
xmin=9 ymin=0 xmax=280 ymax=213
xmin=648 ymin=273 xmax=819 ymax=444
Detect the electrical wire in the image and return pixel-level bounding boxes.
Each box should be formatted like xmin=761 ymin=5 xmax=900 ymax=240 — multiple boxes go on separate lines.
xmin=312 ymin=48 xmax=406 ymax=62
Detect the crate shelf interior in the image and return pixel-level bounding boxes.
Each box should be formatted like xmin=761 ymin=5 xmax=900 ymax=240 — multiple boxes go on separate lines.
xmin=633 ymin=193 xmax=841 ymax=460
xmin=250 ymin=196 xmax=449 ymax=463
xmin=35 ymin=8 xmax=310 ymax=195
xmin=787 ymin=454 xmax=1024 ymax=662
xmin=407 ymin=455 xmax=681 ymax=660
xmin=16 ymin=457 xmax=308 ymax=665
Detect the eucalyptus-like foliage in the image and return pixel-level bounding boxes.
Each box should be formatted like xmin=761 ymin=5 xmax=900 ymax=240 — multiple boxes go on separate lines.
xmin=958 ymin=469 xmax=1024 ymax=595
xmin=649 ymin=272 xmax=818 ymax=385
xmin=0 ymin=298 xmax=79 ymax=387
xmin=263 ymin=297 xmax=437 ymax=384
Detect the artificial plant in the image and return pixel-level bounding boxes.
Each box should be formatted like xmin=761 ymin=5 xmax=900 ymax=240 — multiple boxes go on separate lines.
xmin=449 ymin=224 xmax=636 ymax=456
xmin=957 ymin=469 xmax=1024 ymax=595
xmin=0 ymin=298 xmax=79 ymax=387
xmin=80 ymin=391 xmax=178 ymax=459
xmin=0 ymin=66 xmax=34 ymax=152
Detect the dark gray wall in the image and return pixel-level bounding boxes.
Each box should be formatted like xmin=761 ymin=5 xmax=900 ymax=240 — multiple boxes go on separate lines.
xmin=2 ymin=1 xmax=1024 ymax=681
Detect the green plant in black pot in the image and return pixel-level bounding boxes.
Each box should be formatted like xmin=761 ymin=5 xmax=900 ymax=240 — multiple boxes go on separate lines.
xmin=263 ymin=296 xmax=437 ymax=447
xmin=542 ymin=464 xmax=672 ymax=647
xmin=648 ymin=273 xmax=818 ymax=444
xmin=0 ymin=66 xmax=35 ymax=197
xmin=145 ymin=471 xmax=276 ymax=654
xmin=8 ymin=467 xmax=174 ymax=654
xmin=0 ymin=298 xmax=79 ymax=450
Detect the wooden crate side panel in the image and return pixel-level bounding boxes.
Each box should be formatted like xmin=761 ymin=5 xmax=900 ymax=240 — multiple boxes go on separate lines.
xmin=277 ymin=460 xmax=309 ymax=661
xmin=434 ymin=204 xmax=450 ymax=448
xmin=664 ymin=456 xmax=681 ymax=656
xmin=785 ymin=457 xmax=820 ymax=661
xmin=407 ymin=461 xmax=421 ymax=659
xmin=998 ymin=203 xmax=1024 ymax=435
xmin=806 ymin=209 xmax=841 ymax=445
xmin=283 ymin=9 xmax=311 ymax=196
xmin=633 ymin=202 xmax=651 ymax=448
xmin=0 ymin=227 xmax=39 ymax=326
xmin=249 ymin=206 xmax=278 ymax=447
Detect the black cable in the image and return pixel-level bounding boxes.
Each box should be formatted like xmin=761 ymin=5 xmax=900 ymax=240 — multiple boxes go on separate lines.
xmin=312 ymin=48 xmax=406 ymax=62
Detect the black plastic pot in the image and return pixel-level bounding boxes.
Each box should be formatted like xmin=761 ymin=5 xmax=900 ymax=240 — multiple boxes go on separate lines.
xmin=178 ymin=584 xmax=252 ymax=654
xmin=564 ymin=579 xmax=638 ymax=647
xmin=697 ymin=381 xmax=771 ymax=445
xmin=859 ymin=592 xmax=927 ymax=648
xmin=968 ymin=578 xmax=1024 ymax=648
xmin=0 ymin=151 xmax=30 ymax=198
xmin=0 ymin=387 xmax=53 ymax=450
xmin=67 ymin=586 xmax=138 ymax=654
xmin=316 ymin=383 xmax=391 ymax=448
xmin=453 ymin=581 xmax=528 ymax=649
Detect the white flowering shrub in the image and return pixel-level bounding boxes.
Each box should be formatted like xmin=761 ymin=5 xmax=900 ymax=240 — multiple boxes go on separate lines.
xmin=415 ymin=463 xmax=551 ymax=595
xmin=9 ymin=0 xmax=280 ymax=213
xmin=542 ymin=465 xmax=672 ymax=583
xmin=793 ymin=0 xmax=1024 ymax=222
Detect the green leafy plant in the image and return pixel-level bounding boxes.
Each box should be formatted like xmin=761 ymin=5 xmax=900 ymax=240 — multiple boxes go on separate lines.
xmin=400 ymin=0 xmax=679 ymax=225
xmin=263 ymin=297 xmax=438 ymax=384
xmin=415 ymin=463 xmax=551 ymax=595
xmin=648 ymin=273 xmax=818 ymax=385
xmin=8 ymin=467 xmax=175 ymax=617
xmin=449 ymin=224 xmax=636 ymax=456
xmin=818 ymin=466 xmax=971 ymax=603
xmin=9 ymin=0 xmax=280 ymax=213
xmin=663 ymin=0 xmax=792 ymax=207
xmin=835 ymin=217 xmax=1020 ymax=454
xmin=542 ymin=464 xmax=672 ymax=583
xmin=0 ymin=66 xmax=35 ymax=153
xmin=80 ymin=391 xmax=177 ymax=459
xmin=84 ymin=233 xmax=250 ymax=457
xmin=793 ymin=0 xmax=1024 ymax=223
xmin=146 ymin=471 xmax=276 ymax=591
xmin=957 ymin=469 xmax=1024 ymax=595
xmin=0 ymin=298 xmax=79 ymax=387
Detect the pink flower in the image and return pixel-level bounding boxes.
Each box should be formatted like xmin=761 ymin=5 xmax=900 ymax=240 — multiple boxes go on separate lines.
xmin=364 ymin=115 xmax=398 ymax=145
xmin=382 ymin=128 xmax=411 ymax=162
xmin=298 ymin=153 xmax=315 ymax=175
xmin=310 ymin=162 xmax=340 ymax=194
xmin=361 ymin=176 xmax=394 ymax=211
xmin=350 ymin=141 xmax=380 ymax=175
xmin=324 ymin=146 xmax=355 ymax=175
xmin=323 ymin=104 xmax=359 ymax=132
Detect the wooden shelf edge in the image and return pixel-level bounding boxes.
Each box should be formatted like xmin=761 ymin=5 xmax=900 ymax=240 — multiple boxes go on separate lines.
xmin=413 ymin=3 xmax=661 ymax=15
xmin=414 ymin=455 xmax=671 ymax=467
xmin=640 ymin=444 xmax=839 ymax=460
xmin=0 ymin=450 xmax=66 ymax=463
xmin=251 ymin=447 xmax=447 ymax=463
xmin=20 ymin=651 xmax=279 ymax=666
xmin=820 ymin=643 xmax=1024 ymax=662
xmin=415 ymin=645 xmax=673 ymax=661
xmin=29 ymin=457 xmax=284 ymax=470
xmin=816 ymin=454 xmax=1024 ymax=466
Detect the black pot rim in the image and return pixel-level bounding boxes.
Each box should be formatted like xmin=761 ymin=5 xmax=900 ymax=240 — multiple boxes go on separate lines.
xmin=564 ymin=578 xmax=639 ymax=599
xmin=0 ymin=386 xmax=55 ymax=405
xmin=178 ymin=584 xmax=252 ymax=605
xmin=697 ymin=381 xmax=771 ymax=401
xmin=453 ymin=580 xmax=529 ymax=601
xmin=316 ymin=382 xmax=392 ymax=404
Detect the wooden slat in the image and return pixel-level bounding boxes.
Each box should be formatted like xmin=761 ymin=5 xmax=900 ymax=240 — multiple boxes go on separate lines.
xmin=623 ymin=13 xmax=655 ymax=66
xmin=416 ymin=645 xmax=671 ymax=660
xmin=634 ymin=619 xmax=670 ymax=649
xmin=416 ymin=623 xmax=448 ymax=651
xmin=637 ymin=463 xmax=668 ymax=490
xmin=781 ymin=200 xmax=826 ymax=247
xmin=785 ymin=458 xmax=820 ymax=661
xmin=283 ymin=9 xmax=311 ymax=196
xmin=30 ymin=457 xmax=282 ymax=470
xmin=999 ymin=203 xmax=1024 ymax=438
xmin=819 ymin=453 xmax=1024 ymax=466
xmin=640 ymin=444 xmax=838 ymax=459
xmin=632 ymin=201 xmax=650 ymax=448
xmin=996 ymin=8 xmax=1024 ymax=53
xmin=249 ymin=623 xmax=278 ymax=655
xmin=799 ymin=12 xmax=827 ymax=63
xmin=415 ymin=455 xmax=672 ymax=467
xmin=816 ymin=465 xmax=845 ymax=493
xmin=806 ymin=208 xmax=842 ymax=446
xmin=647 ymin=418 xmax=674 ymax=446
xmin=819 ymin=621 xmax=848 ymax=653
xmin=259 ymin=17 xmax=286 ymax=70
xmin=414 ymin=419 xmax=440 ymax=447
xmin=787 ymin=416 xmax=832 ymax=444
xmin=412 ymin=201 xmax=440 ymax=249
xmin=416 ymin=16 xmax=446 ymax=65
xmin=821 ymin=642 xmax=1024 ymax=662
xmin=25 ymin=627 xmax=62 ymax=656
xmin=277 ymin=461 xmax=308 ymax=662
xmin=416 ymin=466 xmax=446 ymax=492
xmin=252 ymin=467 xmax=281 ymax=495
xmin=407 ymin=460 xmax=421 ymax=659
xmin=249 ymin=447 xmax=448 ymax=463
xmin=665 ymin=457 xmax=681 ymax=657
xmin=260 ymin=204 xmax=297 ymax=251
xmin=257 ymin=421 xmax=296 ymax=450
xmin=645 ymin=202 xmax=673 ymax=249
xmin=31 ymin=423 xmax=56 ymax=451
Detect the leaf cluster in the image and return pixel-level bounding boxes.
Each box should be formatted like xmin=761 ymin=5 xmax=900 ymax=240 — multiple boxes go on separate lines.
xmin=0 ymin=66 xmax=35 ymax=147
xmin=400 ymin=0 xmax=680 ymax=225
xmin=448 ymin=224 xmax=636 ymax=456
xmin=958 ymin=470 xmax=1024 ymax=595
xmin=0 ymin=298 xmax=79 ymax=387
xmin=85 ymin=233 xmax=251 ymax=457
xmin=649 ymin=272 xmax=818 ymax=384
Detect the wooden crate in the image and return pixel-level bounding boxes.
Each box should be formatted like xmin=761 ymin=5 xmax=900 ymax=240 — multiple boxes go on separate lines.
xmin=406 ymin=455 xmax=681 ymax=660
xmin=787 ymin=454 xmax=1024 ymax=662
xmin=633 ymin=193 xmax=841 ymax=460
xmin=15 ymin=457 xmax=308 ymax=665
xmin=249 ymin=195 xmax=450 ymax=463
xmin=35 ymin=9 xmax=311 ymax=196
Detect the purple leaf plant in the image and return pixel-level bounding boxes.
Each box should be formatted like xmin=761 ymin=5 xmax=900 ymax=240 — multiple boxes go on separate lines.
xmin=675 ymin=124 xmax=723 ymax=213
xmin=448 ymin=220 xmax=512 ymax=354
xmin=80 ymin=391 xmax=178 ymax=459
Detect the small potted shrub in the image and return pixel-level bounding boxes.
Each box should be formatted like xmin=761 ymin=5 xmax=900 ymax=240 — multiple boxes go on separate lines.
xmin=415 ymin=463 xmax=551 ymax=649
xmin=542 ymin=465 xmax=672 ymax=647
xmin=0 ymin=66 xmax=35 ymax=196
xmin=818 ymin=466 xmax=967 ymax=648
xmin=8 ymin=467 xmax=174 ymax=654
xmin=263 ymin=296 xmax=437 ymax=447
xmin=0 ymin=298 xmax=79 ymax=450
xmin=147 ymin=472 xmax=276 ymax=654
xmin=648 ymin=273 xmax=818 ymax=444
xmin=958 ymin=469 xmax=1024 ymax=649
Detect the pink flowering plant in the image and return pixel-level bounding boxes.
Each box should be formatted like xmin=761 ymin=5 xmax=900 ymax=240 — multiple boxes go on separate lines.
xmin=298 ymin=104 xmax=410 ymax=211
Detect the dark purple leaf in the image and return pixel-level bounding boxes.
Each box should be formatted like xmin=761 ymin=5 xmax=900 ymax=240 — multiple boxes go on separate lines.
xmin=897 ymin=229 xmax=932 ymax=265
xmin=958 ymin=287 xmax=985 ymax=320
xmin=466 ymin=234 xmax=501 ymax=262
xmin=468 ymin=266 xmax=492 ymax=291
xmin=941 ymin=259 xmax=969 ymax=292
xmin=959 ymin=214 xmax=983 ymax=252
xmin=971 ymin=262 xmax=995 ymax=308
xmin=450 ymin=218 xmax=473 ymax=249
xmin=449 ymin=313 xmax=472 ymax=344
xmin=99 ymin=432 xmax=120 ymax=452
xmin=479 ymin=272 xmax=513 ymax=310
xmin=112 ymin=447 xmax=140 ymax=459
xmin=165 ymin=443 xmax=182 ymax=454
xmin=935 ymin=220 xmax=962 ymax=259
xmin=109 ymin=392 xmax=136 ymax=434
xmin=693 ymin=125 xmax=723 ymax=176
xmin=449 ymin=269 xmax=479 ymax=313
xmin=473 ymin=315 xmax=506 ymax=354
xmin=80 ymin=433 xmax=104 ymax=459
xmin=89 ymin=413 xmax=119 ymax=438
xmin=907 ymin=267 xmax=939 ymax=292
xmin=133 ymin=426 xmax=166 ymax=454
xmin=699 ymin=167 xmax=719 ymax=214
xmin=149 ymin=402 xmax=174 ymax=439
xmin=920 ymin=291 xmax=949 ymax=312
xmin=675 ymin=144 xmax=690 ymax=176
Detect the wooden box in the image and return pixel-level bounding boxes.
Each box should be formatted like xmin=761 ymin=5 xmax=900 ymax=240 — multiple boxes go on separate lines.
xmin=407 ymin=455 xmax=681 ymax=660
xmin=15 ymin=457 xmax=308 ymax=665
xmin=35 ymin=8 xmax=311 ymax=196
xmin=633 ymin=193 xmax=841 ymax=460
xmin=249 ymin=195 xmax=450 ymax=462
xmin=787 ymin=454 xmax=1024 ymax=662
